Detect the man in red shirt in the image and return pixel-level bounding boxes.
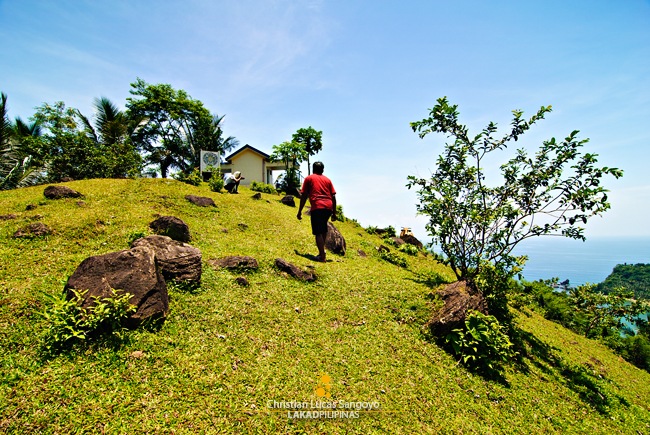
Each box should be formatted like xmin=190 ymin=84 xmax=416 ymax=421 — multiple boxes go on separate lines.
xmin=297 ymin=161 xmax=337 ymax=262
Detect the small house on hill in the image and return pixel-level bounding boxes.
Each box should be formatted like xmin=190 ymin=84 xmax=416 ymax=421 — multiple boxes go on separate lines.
xmin=201 ymin=145 xmax=290 ymax=186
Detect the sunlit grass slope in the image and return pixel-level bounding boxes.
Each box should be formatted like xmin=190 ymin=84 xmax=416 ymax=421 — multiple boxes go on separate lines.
xmin=1 ymin=178 xmax=649 ymax=434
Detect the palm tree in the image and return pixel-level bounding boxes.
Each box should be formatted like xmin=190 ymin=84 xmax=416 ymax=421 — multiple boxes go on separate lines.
xmin=77 ymin=97 xmax=128 ymax=146
xmin=77 ymin=97 xmax=141 ymax=178
xmin=1 ymin=93 xmax=44 ymax=189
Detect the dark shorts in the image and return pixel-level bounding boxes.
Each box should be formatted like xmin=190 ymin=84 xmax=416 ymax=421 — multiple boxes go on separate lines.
xmin=310 ymin=208 xmax=332 ymax=235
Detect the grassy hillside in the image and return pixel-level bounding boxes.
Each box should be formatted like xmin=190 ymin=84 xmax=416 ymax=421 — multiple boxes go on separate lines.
xmin=1 ymin=178 xmax=649 ymax=434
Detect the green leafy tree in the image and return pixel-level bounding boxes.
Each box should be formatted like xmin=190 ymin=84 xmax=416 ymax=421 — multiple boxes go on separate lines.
xmin=126 ymin=78 xmax=229 ymax=178
xmin=407 ymin=97 xmax=623 ymax=288
xmin=30 ymin=101 xmax=140 ymax=182
xmin=32 ymin=102 xmax=103 ymax=181
xmin=292 ymin=126 xmax=322 ymax=175
xmin=597 ymin=263 xmax=650 ymax=300
xmin=270 ymin=140 xmax=307 ymax=194
xmin=569 ymin=285 xmax=647 ymax=338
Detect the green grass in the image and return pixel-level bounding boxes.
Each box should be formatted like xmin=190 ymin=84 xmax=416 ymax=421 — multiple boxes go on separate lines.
xmin=1 ymin=178 xmax=649 ymax=433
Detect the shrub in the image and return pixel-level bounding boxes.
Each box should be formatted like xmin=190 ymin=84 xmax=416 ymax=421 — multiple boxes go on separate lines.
xmin=381 ymin=225 xmax=397 ymax=238
xmin=379 ymin=250 xmax=409 ymax=268
xmin=250 ymin=180 xmax=277 ymax=194
xmin=173 ymin=168 xmax=202 ymax=186
xmin=335 ymin=204 xmax=347 ymax=222
xmin=384 ymin=237 xmax=399 ymax=248
xmin=126 ymin=229 xmax=148 ymax=246
xmin=618 ymin=334 xmax=650 ymax=372
xmin=40 ymin=288 xmax=136 ymax=353
xmin=446 ymin=310 xmax=514 ymax=373
xmin=365 ymin=225 xmax=395 ymax=237
xmin=208 ymin=169 xmax=224 ymax=192
xmin=399 ymin=243 xmax=420 ymax=256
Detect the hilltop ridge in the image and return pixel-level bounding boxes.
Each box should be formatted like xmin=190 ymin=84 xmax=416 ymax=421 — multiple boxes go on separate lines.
xmin=1 ymin=178 xmax=649 ymax=433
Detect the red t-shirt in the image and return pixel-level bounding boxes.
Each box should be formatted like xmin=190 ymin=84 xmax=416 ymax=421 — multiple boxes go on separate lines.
xmin=301 ymin=174 xmax=336 ymax=211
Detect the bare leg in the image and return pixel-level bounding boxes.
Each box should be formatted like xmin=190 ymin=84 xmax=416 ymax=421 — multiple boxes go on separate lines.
xmin=315 ymin=234 xmax=327 ymax=262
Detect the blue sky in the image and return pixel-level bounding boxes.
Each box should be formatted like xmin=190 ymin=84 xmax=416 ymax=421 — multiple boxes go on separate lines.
xmin=1 ymin=0 xmax=649 ymax=240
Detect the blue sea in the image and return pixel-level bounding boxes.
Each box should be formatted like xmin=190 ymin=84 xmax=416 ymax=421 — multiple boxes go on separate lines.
xmin=513 ymin=236 xmax=650 ymax=286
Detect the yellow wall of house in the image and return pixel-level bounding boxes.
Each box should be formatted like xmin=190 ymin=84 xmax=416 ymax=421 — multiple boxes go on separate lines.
xmin=222 ymin=149 xmax=266 ymax=185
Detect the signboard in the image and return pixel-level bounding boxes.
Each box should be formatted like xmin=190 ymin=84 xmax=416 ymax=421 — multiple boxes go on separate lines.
xmin=200 ymin=150 xmax=221 ymax=173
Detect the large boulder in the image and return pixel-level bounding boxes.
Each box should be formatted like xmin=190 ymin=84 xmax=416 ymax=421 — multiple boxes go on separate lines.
xmin=425 ymin=280 xmax=488 ymax=337
xmin=209 ymin=256 xmax=259 ymax=271
xmin=132 ymin=235 xmax=202 ymax=284
xmin=401 ymin=234 xmax=423 ymax=250
xmin=275 ymin=258 xmax=316 ymax=282
xmin=185 ymin=194 xmax=216 ymax=207
xmin=149 ymin=216 xmax=191 ymax=242
xmin=44 ymin=185 xmax=82 ymax=199
xmin=325 ymin=222 xmax=346 ymax=255
xmin=64 ymin=246 xmax=169 ymax=327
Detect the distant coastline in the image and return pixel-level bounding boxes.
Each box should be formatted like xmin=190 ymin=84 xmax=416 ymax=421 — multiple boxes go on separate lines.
xmin=514 ymin=236 xmax=650 ymax=286
xmin=426 ymin=236 xmax=650 ymax=286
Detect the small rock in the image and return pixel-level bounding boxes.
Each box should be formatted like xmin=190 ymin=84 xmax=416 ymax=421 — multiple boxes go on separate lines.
xmin=275 ymin=258 xmax=316 ymax=282
xmin=185 ymin=194 xmax=216 ymax=207
xmin=130 ymin=351 xmax=145 ymax=359
xmin=210 ymin=256 xmax=259 ymax=271
xmin=235 ymin=277 xmax=250 ymax=287
xmin=12 ymin=222 xmax=52 ymax=238
xmin=281 ymin=195 xmax=296 ymax=207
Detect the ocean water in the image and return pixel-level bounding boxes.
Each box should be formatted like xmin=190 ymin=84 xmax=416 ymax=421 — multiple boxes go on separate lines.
xmin=513 ymin=236 xmax=650 ymax=286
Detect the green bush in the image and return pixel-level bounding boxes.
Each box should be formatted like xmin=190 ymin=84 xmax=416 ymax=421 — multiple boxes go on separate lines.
xmin=126 ymin=229 xmax=148 ymax=246
xmin=399 ymin=243 xmax=420 ymax=256
xmin=40 ymin=288 xmax=136 ymax=353
xmin=446 ymin=310 xmax=514 ymax=373
xmin=384 ymin=237 xmax=399 ymax=248
xmin=335 ymin=204 xmax=347 ymax=222
xmin=365 ymin=225 xmax=395 ymax=237
xmin=250 ymin=180 xmax=276 ymax=194
xmin=618 ymin=334 xmax=650 ymax=372
xmin=208 ymin=169 xmax=224 ymax=192
xmin=379 ymin=250 xmax=409 ymax=268
xmin=173 ymin=168 xmax=203 ymax=186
